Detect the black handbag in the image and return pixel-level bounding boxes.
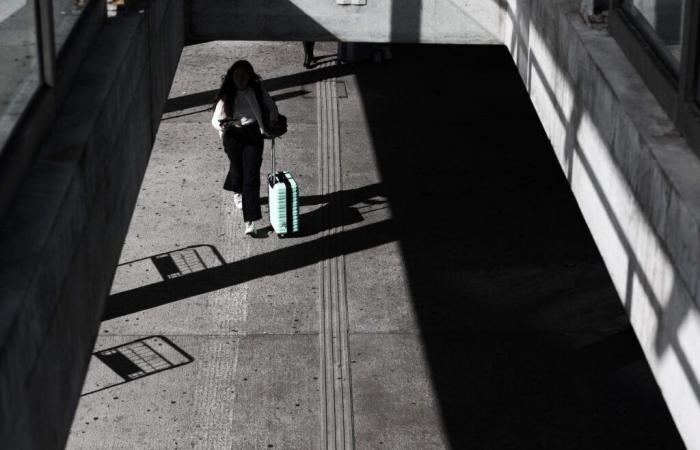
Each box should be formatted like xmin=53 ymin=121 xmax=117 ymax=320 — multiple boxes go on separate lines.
xmin=253 ymin=83 xmax=288 ymax=139
xmin=266 ymin=114 xmax=288 ymax=138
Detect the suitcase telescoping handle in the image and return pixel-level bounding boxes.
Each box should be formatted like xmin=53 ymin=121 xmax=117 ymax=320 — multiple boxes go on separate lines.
xmin=270 ymin=138 xmax=276 ymax=177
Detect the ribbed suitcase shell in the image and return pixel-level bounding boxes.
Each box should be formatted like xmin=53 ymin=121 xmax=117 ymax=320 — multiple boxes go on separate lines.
xmin=268 ymin=171 xmax=300 ymax=236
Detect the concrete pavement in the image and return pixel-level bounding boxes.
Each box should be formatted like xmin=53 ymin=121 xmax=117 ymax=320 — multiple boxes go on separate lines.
xmin=67 ymin=41 xmax=683 ymax=449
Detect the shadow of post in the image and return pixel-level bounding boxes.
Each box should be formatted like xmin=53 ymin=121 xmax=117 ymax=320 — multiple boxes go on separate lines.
xmin=163 ymin=64 xmax=357 ymax=113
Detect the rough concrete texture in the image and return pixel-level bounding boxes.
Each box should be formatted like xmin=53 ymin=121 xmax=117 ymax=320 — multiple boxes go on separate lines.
xmin=187 ymin=0 xmax=502 ymax=45
xmin=502 ymin=0 xmax=700 ymax=447
xmin=67 ymin=41 xmax=682 ymax=449
xmin=0 ymin=3 xmax=183 ymax=448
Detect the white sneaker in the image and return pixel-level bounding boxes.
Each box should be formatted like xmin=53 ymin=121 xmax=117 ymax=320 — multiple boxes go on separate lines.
xmin=245 ymin=221 xmax=255 ymax=236
xmin=233 ymin=193 xmax=243 ymax=210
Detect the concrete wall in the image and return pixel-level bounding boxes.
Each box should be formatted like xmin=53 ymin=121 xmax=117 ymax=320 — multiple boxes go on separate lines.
xmin=186 ymin=0 xmax=503 ymax=44
xmin=501 ymin=0 xmax=700 ymax=448
xmin=0 ymin=2 xmax=183 ymax=448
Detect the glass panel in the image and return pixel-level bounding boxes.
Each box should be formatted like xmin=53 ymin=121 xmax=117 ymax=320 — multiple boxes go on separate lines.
xmin=631 ymin=0 xmax=686 ymax=61
xmin=0 ymin=0 xmax=40 ymax=153
xmin=53 ymin=0 xmax=88 ymax=52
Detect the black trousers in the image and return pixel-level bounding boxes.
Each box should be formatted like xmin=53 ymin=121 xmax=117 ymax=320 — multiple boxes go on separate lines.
xmin=222 ymin=123 xmax=264 ymax=222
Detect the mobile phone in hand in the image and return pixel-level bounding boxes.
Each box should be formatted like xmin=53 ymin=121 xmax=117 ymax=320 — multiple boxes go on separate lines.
xmin=220 ymin=118 xmax=241 ymax=127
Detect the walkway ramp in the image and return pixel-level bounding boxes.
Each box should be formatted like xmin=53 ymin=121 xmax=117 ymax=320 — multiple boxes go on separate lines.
xmin=67 ymin=42 xmax=683 ymax=449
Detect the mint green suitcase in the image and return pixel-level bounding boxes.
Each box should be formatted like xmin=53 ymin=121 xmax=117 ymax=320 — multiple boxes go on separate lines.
xmin=267 ymin=140 xmax=300 ymax=237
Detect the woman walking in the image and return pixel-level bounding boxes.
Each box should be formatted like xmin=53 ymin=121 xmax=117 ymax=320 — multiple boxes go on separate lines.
xmin=212 ymin=60 xmax=280 ymax=237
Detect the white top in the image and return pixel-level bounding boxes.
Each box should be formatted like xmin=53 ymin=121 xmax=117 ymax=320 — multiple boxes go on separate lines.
xmin=211 ymin=86 xmax=279 ymax=138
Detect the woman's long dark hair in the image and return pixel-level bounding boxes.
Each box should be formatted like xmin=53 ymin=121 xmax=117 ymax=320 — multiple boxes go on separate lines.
xmin=214 ymin=60 xmax=262 ymax=118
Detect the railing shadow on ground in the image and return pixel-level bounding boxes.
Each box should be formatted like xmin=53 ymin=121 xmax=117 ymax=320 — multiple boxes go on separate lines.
xmin=103 ymin=219 xmax=395 ymax=320
xmin=80 ymin=335 xmax=193 ymax=396
xmin=103 ymin=183 xmax=389 ymax=320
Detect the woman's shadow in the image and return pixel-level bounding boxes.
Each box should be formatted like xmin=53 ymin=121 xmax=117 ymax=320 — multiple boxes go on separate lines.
xmin=256 ymin=182 xmax=387 ymax=238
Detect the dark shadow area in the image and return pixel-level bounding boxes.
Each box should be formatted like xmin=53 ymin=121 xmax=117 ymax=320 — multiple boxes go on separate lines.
xmin=353 ymin=43 xmax=685 ymax=449
xmin=163 ymin=63 xmax=356 ymax=113
xmin=568 ymin=328 xmax=644 ymax=376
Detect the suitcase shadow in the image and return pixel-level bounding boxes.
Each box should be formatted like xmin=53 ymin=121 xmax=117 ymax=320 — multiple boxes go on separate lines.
xmin=258 ymin=204 xmax=366 ymax=238
xmin=258 ymin=183 xmax=388 ymax=238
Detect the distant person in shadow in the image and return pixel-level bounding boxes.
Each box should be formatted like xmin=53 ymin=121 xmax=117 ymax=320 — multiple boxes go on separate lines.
xmin=303 ymin=41 xmax=315 ymax=68
xmin=304 ymin=41 xmax=316 ymax=69
xmin=212 ymin=60 xmax=280 ymax=237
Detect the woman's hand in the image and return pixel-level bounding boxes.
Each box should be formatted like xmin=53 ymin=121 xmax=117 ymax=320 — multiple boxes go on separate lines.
xmin=220 ymin=118 xmax=242 ymax=129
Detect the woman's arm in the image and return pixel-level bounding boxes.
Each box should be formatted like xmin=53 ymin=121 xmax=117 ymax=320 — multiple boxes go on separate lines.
xmin=261 ymin=87 xmax=279 ymax=123
xmin=211 ymin=100 xmax=225 ymax=134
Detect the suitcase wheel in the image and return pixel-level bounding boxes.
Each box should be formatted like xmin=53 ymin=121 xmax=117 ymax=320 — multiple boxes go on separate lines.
xmin=278 ymin=233 xmax=286 ymax=238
